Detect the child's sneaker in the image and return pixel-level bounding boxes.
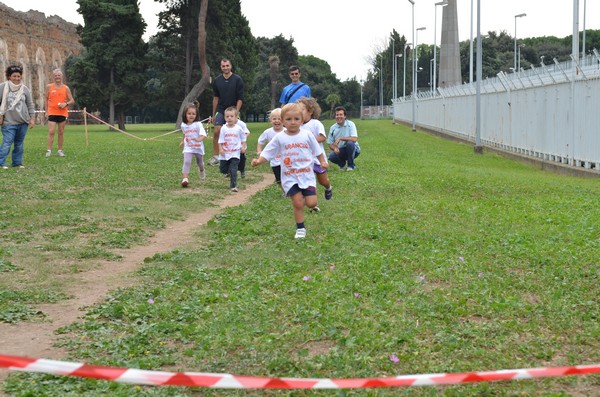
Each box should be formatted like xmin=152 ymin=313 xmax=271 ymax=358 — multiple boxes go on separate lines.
xmin=57 ymin=150 xmax=65 ymax=157
xmin=199 ymin=169 xmax=206 ymax=180
xmin=324 ymin=187 xmax=333 ymax=200
xmin=181 ymin=178 xmax=189 ymax=187
xmin=294 ymin=228 xmax=306 ymax=239
xmin=45 ymin=150 xmax=51 ymax=157
xmin=309 ymin=206 xmax=320 ymax=213
xmin=231 ymin=187 xmax=238 ymax=192
xmin=241 ymin=170 xmax=246 ymax=178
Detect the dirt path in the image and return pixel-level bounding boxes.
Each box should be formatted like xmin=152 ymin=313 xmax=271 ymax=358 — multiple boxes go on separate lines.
xmin=0 ymin=175 xmax=274 ymax=387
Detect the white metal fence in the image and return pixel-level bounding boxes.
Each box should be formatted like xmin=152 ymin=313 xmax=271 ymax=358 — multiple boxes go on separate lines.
xmin=393 ymin=52 xmax=600 ymax=172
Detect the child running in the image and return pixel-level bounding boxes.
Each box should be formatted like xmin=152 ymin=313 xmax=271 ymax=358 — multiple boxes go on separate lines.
xmin=256 ymin=108 xmax=284 ymax=193
xmin=297 ymin=97 xmax=333 ymax=203
xmin=218 ymin=106 xmax=247 ymax=192
xmin=252 ymin=103 xmax=328 ymax=239
xmin=179 ymin=102 xmax=207 ymax=187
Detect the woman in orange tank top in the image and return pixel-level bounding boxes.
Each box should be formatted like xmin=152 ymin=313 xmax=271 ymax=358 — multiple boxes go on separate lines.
xmin=46 ymin=69 xmax=74 ymax=157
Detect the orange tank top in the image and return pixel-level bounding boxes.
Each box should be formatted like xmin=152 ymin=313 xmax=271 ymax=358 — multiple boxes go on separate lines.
xmin=47 ymin=84 xmax=69 ymax=117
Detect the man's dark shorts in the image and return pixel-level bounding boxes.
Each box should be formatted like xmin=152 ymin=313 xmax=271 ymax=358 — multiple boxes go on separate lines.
xmin=214 ymin=112 xmax=225 ymax=126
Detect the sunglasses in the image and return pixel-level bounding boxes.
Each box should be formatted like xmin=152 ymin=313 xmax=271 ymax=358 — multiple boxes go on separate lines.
xmin=290 ymin=72 xmax=300 ymax=76
xmin=8 ymin=66 xmax=22 ymax=73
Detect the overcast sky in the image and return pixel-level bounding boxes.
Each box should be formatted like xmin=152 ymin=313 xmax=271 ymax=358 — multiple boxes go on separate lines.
xmin=3 ymin=0 xmax=598 ymax=81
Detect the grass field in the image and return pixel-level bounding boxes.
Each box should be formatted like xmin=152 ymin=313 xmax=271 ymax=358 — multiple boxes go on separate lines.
xmin=1 ymin=120 xmax=599 ymax=396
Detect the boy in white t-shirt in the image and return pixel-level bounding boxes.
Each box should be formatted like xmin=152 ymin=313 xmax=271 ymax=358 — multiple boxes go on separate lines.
xmin=256 ymin=108 xmax=284 ymax=193
xmin=218 ymin=107 xmax=247 ymax=192
xmin=252 ymin=103 xmax=328 ymax=239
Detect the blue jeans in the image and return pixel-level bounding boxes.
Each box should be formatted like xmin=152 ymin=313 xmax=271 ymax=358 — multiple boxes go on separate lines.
xmin=328 ymin=141 xmax=360 ymax=169
xmin=0 ymin=123 xmax=29 ymax=167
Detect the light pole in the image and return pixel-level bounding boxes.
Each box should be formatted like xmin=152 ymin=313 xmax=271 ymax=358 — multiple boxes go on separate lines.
xmin=395 ymin=54 xmax=402 ymax=101
xmin=470 ymin=0 xmax=474 ymax=83
xmin=415 ymin=26 xmax=426 ymax=91
xmin=379 ymin=55 xmax=384 ymax=115
xmin=408 ymin=0 xmax=416 ymax=130
xmin=518 ymin=44 xmax=525 ymax=71
xmin=430 ymin=58 xmax=434 ymax=93
xmin=403 ymin=43 xmax=411 ymax=98
xmin=392 ymin=37 xmax=396 ymax=100
xmin=434 ymin=0 xmax=448 ymax=94
xmin=514 ymin=13 xmax=526 ymax=71
xmin=360 ymin=79 xmax=364 ymax=119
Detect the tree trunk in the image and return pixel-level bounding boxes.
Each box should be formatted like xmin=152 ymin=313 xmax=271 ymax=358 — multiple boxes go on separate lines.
xmin=268 ymin=55 xmax=279 ymax=110
xmin=176 ymin=0 xmax=210 ymax=127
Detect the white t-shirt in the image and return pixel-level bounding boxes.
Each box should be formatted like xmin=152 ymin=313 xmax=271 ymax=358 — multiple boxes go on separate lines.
xmin=260 ymin=128 xmax=323 ymax=194
xmin=303 ymin=119 xmax=328 ymax=165
xmin=218 ymin=123 xmax=247 ymax=160
xmin=257 ymin=127 xmax=283 ymax=167
xmin=181 ymin=121 xmax=207 ymax=154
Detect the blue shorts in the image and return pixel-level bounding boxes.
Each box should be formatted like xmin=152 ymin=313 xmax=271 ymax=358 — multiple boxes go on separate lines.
xmin=287 ymin=184 xmax=316 ymax=198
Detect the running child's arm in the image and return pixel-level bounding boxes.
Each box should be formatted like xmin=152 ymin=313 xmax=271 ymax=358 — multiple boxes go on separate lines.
xmin=317 ymin=153 xmax=328 ymax=169
xmin=251 ymin=156 xmax=267 ymax=167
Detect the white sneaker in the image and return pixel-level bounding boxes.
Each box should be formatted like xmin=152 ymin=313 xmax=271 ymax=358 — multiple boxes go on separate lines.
xmin=46 ymin=150 xmax=52 ymax=157
xmin=57 ymin=150 xmax=65 ymax=157
xmin=309 ymin=206 xmax=320 ymax=213
xmin=199 ymin=169 xmax=206 ymax=180
xmin=181 ymin=178 xmax=189 ymax=187
xmin=231 ymin=187 xmax=238 ymax=192
xmin=208 ymin=156 xmax=219 ymax=166
xmin=294 ymin=228 xmax=306 ymax=239
xmin=346 ymin=166 xmax=355 ymax=171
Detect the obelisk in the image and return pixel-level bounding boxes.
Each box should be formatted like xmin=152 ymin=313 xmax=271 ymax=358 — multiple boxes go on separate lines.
xmin=438 ymin=0 xmax=462 ymax=88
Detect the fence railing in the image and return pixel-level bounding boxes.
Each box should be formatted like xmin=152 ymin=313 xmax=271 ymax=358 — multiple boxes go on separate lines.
xmin=392 ymin=52 xmax=600 ymax=172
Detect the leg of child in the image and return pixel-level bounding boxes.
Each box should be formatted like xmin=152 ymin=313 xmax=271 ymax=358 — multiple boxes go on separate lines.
xmin=229 ymin=158 xmax=240 ymax=189
xmin=238 ymin=152 xmax=246 ymax=177
xmin=182 ymin=152 xmax=193 ymax=179
xmin=291 ymin=192 xmax=306 ymax=225
xmin=195 ymin=153 xmax=205 ymax=180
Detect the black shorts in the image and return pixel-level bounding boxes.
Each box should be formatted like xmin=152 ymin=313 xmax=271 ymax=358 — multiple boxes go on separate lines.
xmin=48 ymin=115 xmax=67 ymax=123
xmin=287 ymin=184 xmax=316 ymax=198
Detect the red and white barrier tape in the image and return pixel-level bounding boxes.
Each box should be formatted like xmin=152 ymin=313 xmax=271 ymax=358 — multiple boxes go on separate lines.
xmin=1 ymin=354 xmax=598 ymax=389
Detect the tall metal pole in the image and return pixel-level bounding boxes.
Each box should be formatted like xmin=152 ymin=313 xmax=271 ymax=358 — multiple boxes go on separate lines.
xmin=414 ymin=26 xmax=426 ymax=129
xmin=470 ymin=0 xmax=474 ymax=83
xmin=514 ymin=13 xmax=526 ymax=71
xmin=360 ymin=80 xmax=364 ymax=119
xmin=408 ymin=0 xmax=416 ymax=131
xmin=434 ymin=1 xmax=448 ymax=94
xmin=403 ymin=43 xmax=411 ymax=98
xmin=392 ymin=37 xmax=396 ymax=100
xmin=582 ymin=0 xmax=586 ymax=56
xmin=475 ymin=0 xmax=482 ymax=153
xmin=380 ymin=55 xmax=384 ymax=114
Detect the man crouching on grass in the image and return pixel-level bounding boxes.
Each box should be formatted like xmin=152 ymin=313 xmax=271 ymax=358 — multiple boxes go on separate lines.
xmin=252 ymin=103 xmax=327 ymax=239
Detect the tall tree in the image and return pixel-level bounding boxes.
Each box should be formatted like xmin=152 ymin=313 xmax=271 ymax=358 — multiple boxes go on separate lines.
xmin=72 ymin=0 xmax=147 ymax=129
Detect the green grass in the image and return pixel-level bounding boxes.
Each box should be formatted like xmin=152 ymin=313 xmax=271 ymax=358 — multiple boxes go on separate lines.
xmin=2 ymin=120 xmax=599 ymax=396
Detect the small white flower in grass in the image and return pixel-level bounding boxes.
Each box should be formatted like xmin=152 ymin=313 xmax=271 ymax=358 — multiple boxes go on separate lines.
xmin=303 ymin=276 xmax=311 ymax=281
xmin=223 ymin=293 xmax=229 ymax=298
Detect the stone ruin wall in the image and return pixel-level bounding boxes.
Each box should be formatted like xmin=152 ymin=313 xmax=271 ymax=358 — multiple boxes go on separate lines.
xmin=0 ymin=2 xmax=83 ymax=121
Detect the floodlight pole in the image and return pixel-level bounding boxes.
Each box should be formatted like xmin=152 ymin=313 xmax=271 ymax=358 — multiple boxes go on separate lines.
xmin=408 ymin=0 xmax=416 ymax=131
xmin=514 ymin=13 xmax=526 ymax=71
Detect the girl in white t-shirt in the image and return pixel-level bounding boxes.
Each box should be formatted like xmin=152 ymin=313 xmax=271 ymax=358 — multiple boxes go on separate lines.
xmin=297 ymin=97 xmax=333 ymax=202
xmin=256 ymin=108 xmax=284 ymax=192
xmin=179 ymin=102 xmax=207 ymax=187
xmin=252 ymin=103 xmax=328 ymax=239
